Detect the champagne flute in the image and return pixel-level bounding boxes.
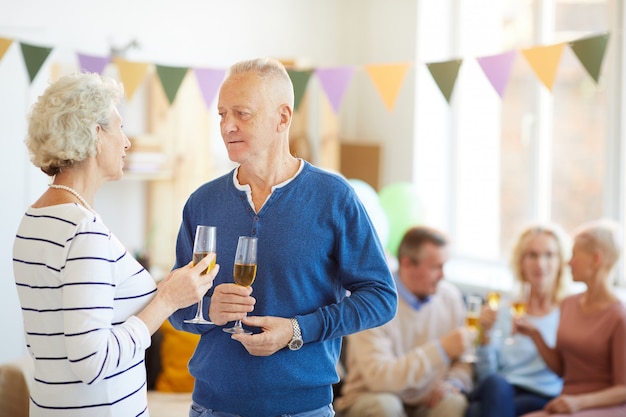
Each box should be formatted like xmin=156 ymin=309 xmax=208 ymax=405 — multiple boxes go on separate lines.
xmin=223 ymin=236 xmax=258 ymax=335
xmin=184 ymin=225 xmax=217 ymax=324
xmin=461 ymin=295 xmax=482 ymax=362
xmin=505 ymin=281 xmax=530 ymax=344
xmin=487 ymin=291 xmax=501 ymax=310
xmin=485 ymin=290 xmax=502 ymax=340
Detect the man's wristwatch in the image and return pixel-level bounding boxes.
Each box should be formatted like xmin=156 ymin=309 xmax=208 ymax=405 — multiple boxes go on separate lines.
xmin=288 ymin=317 xmax=303 ymax=351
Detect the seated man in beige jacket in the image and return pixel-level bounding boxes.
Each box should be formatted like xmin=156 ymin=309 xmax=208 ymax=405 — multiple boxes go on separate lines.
xmin=335 ymin=226 xmax=474 ymax=417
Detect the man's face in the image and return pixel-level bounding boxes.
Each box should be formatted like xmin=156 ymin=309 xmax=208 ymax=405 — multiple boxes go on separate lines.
xmin=217 ymin=72 xmax=283 ymax=165
xmin=399 ymin=242 xmax=449 ymax=299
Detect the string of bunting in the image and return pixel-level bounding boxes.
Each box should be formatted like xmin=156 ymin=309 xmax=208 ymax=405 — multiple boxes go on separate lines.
xmin=0 ymin=32 xmax=610 ymax=113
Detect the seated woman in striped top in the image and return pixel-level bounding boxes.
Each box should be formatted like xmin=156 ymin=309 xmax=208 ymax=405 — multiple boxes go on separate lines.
xmin=12 ymin=72 xmax=218 ymax=417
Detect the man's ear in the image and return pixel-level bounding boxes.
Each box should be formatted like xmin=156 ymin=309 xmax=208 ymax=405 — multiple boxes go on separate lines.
xmin=399 ymin=256 xmax=414 ymax=268
xmin=277 ymin=103 xmax=292 ymax=132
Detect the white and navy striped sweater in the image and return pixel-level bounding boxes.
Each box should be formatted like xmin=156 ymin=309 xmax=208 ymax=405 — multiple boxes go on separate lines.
xmin=13 ymin=203 xmax=156 ymax=417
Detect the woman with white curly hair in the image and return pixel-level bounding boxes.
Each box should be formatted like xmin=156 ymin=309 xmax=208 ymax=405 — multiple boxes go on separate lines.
xmin=13 ymin=72 xmax=218 ymax=417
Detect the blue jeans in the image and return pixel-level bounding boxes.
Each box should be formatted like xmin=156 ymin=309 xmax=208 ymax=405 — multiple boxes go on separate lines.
xmin=465 ymin=374 xmax=553 ymax=417
xmin=189 ymin=402 xmax=335 ymax=417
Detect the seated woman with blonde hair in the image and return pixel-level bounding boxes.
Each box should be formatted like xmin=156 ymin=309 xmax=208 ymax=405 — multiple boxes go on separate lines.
xmin=466 ymin=221 xmax=571 ymax=417
xmin=517 ymin=219 xmax=626 ymax=416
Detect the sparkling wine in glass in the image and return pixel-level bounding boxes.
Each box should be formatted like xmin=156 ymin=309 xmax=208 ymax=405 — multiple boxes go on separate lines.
xmin=505 ymin=281 xmax=530 ymax=344
xmin=223 ymin=236 xmax=258 ymax=335
xmin=487 ymin=291 xmax=501 ymax=310
xmin=461 ymin=295 xmax=482 ymax=362
xmin=184 ymin=225 xmax=217 ymax=324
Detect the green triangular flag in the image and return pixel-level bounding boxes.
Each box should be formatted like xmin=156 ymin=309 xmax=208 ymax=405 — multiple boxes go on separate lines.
xmin=569 ymin=33 xmax=610 ymax=83
xmin=287 ymin=69 xmax=312 ymax=112
xmin=155 ymin=64 xmax=189 ymax=105
xmin=20 ymin=42 xmax=53 ymax=83
xmin=426 ymin=59 xmax=463 ymax=104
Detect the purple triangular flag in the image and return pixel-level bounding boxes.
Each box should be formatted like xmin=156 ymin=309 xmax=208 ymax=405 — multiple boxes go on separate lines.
xmin=194 ymin=67 xmax=226 ymax=109
xmin=476 ymin=50 xmax=517 ymax=98
xmin=77 ymin=52 xmax=110 ymax=75
xmin=314 ymin=66 xmax=356 ymax=113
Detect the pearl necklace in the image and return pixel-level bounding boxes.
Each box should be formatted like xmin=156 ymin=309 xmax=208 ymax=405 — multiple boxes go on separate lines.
xmin=48 ymin=184 xmax=95 ymax=213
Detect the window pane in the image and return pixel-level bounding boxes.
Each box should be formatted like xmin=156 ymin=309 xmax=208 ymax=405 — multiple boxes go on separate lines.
xmin=552 ymin=0 xmax=608 ymax=233
xmin=500 ymin=0 xmax=535 ymax=256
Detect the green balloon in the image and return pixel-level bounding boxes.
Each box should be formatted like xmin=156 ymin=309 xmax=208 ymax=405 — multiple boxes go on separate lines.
xmin=379 ymin=182 xmax=424 ymax=257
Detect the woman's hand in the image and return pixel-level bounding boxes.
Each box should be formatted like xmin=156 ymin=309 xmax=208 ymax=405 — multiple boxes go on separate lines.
xmin=137 ymin=254 xmax=219 ymax=334
xmin=479 ymin=305 xmax=497 ymax=332
xmin=158 ymin=253 xmax=219 ymax=311
xmin=545 ymin=394 xmax=581 ymax=414
xmin=513 ymin=315 xmax=539 ymax=337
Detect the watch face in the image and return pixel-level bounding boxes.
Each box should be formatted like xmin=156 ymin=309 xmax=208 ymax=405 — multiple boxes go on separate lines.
xmin=289 ymin=339 xmax=303 ymax=350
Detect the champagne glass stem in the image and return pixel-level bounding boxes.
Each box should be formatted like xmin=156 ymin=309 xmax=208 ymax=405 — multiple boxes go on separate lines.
xmin=192 ymin=299 xmax=206 ymax=320
xmin=232 ymin=319 xmax=244 ymax=333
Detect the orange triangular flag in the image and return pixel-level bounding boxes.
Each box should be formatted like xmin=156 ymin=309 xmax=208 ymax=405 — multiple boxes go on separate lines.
xmin=0 ymin=37 xmax=12 ymax=61
xmin=521 ymin=43 xmax=565 ymax=91
xmin=364 ymin=62 xmax=411 ymax=111
xmin=113 ymin=57 xmax=150 ymax=101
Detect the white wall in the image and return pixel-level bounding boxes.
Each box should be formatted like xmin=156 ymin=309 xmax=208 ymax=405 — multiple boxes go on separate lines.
xmin=0 ymin=0 xmax=423 ymax=363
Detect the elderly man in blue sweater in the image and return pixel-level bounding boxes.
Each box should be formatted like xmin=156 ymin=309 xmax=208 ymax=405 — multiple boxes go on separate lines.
xmin=169 ymin=58 xmax=398 ymax=417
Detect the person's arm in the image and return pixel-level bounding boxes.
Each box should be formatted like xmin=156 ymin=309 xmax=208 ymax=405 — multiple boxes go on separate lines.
xmin=515 ymin=316 xmax=564 ymax=376
xmin=347 ymin=326 xmax=451 ymax=395
xmin=63 ymin=219 xmax=216 ymax=385
xmin=545 ymin=385 xmax=626 ymax=414
xmin=473 ymin=305 xmax=503 ymax=382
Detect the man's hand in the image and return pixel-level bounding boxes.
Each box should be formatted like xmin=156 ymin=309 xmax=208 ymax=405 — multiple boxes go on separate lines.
xmin=230 ymin=316 xmax=293 ymax=356
xmin=440 ymin=328 xmax=472 ymax=360
xmin=422 ymin=380 xmax=459 ymax=408
xmin=207 ymin=283 xmax=255 ymax=325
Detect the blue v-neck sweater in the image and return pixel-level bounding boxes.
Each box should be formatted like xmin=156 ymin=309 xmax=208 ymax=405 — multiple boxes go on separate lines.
xmin=169 ymin=161 xmax=397 ymax=416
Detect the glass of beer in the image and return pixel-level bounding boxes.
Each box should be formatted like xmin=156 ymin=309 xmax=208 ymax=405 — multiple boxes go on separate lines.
xmin=184 ymin=225 xmax=217 ymax=324
xmin=223 ymin=236 xmax=258 ymax=334
xmin=461 ymin=295 xmax=483 ymax=362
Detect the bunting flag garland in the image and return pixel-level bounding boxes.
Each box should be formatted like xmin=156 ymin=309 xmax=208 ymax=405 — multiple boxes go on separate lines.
xmin=364 ymin=62 xmax=411 ymax=111
xmin=426 ymin=59 xmax=463 ymax=103
xmin=20 ymin=42 xmax=52 ymax=83
xmin=569 ymin=33 xmax=610 ymax=83
xmin=314 ymin=66 xmax=356 ymax=113
xmin=287 ymin=69 xmax=313 ymax=112
xmin=521 ymin=43 xmax=566 ymax=91
xmin=476 ymin=50 xmax=517 ymax=98
xmin=194 ymin=67 xmax=226 ymax=109
xmin=113 ymin=57 xmax=150 ymax=101
xmin=0 ymin=32 xmax=611 ymax=110
xmin=0 ymin=37 xmax=12 ymax=61
xmin=155 ymin=64 xmax=189 ymax=105
xmin=77 ymin=52 xmax=110 ymax=75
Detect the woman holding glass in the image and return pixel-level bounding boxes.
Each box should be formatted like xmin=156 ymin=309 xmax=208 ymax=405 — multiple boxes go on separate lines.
xmin=465 ymin=222 xmax=571 ymax=417
xmin=12 ymin=73 xmax=218 ymax=417
xmin=518 ymin=219 xmax=626 ymax=417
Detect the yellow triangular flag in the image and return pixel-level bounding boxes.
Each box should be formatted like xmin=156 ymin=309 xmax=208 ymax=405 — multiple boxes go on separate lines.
xmin=521 ymin=43 xmax=565 ymax=91
xmin=113 ymin=57 xmax=150 ymax=101
xmin=364 ymin=62 xmax=411 ymax=111
xmin=0 ymin=37 xmax=12 ymax=61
